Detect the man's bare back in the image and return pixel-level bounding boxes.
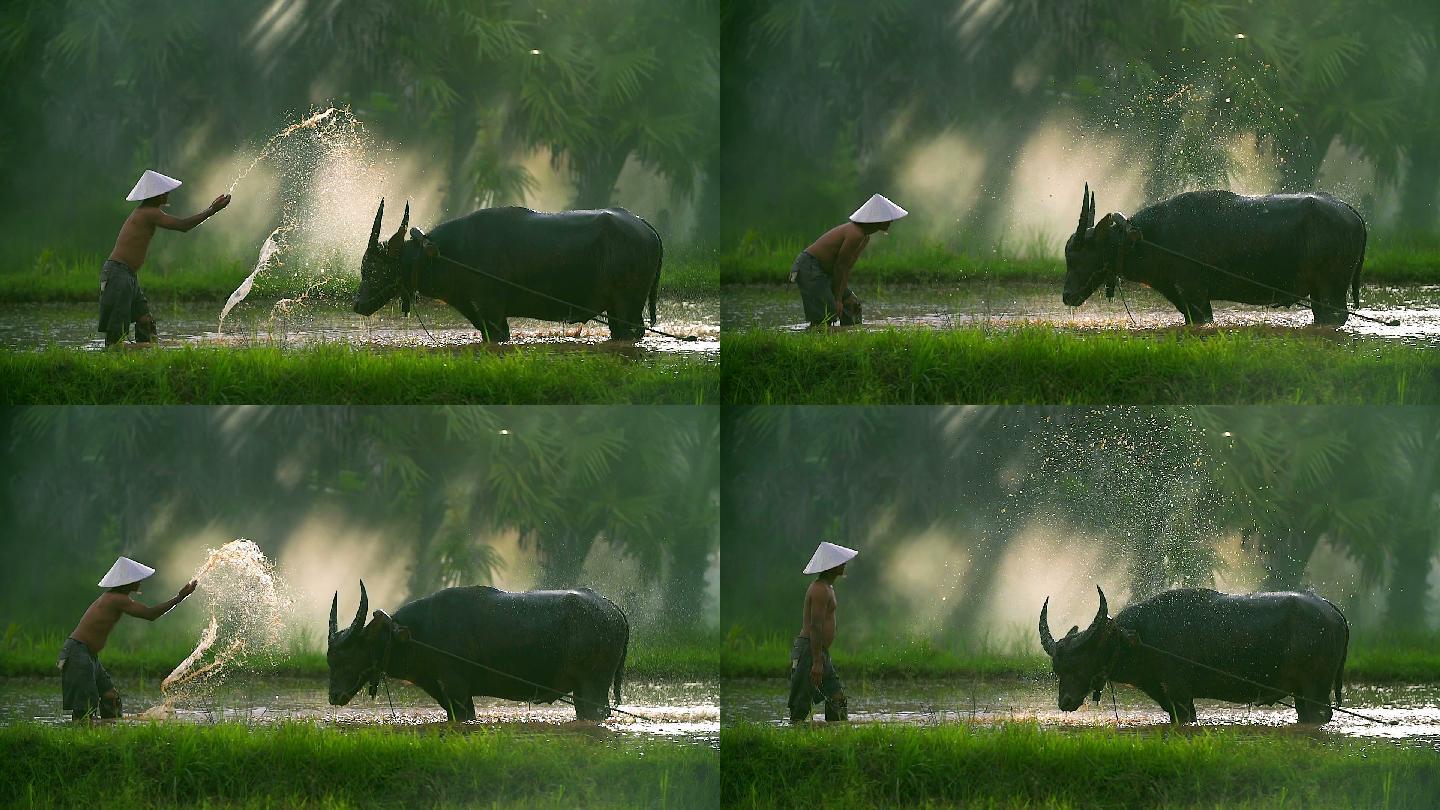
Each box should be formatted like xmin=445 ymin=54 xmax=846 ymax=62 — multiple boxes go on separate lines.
xmin=805 ymin=222 xmax=870 ymax=275
xmin=70 ymin=581 xmax=197 ymax=653
xmin=109 ymin=194 xmax=231 ymax=271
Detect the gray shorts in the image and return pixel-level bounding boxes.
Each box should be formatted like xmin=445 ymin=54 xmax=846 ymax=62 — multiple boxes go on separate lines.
xmin=792 ymin=252 xmax=861 ymax=326
xmin=98 ymin=259 xmax=152 ymax=341
xmin=787 ymin=636 xmax=843 ymax=721
xmin=59 ymin=638 xmax=118 ymax=720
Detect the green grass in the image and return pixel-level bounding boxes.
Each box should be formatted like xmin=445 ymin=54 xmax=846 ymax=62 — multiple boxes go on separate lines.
xmin=723 ymin=631 xmax=1440 ymax=683
xmin=721 ymin=327 xmax=1440 ymax=405
xmin=0 ymin=344 xmax=717 ymax=404
xmin=721 ymin=238 xmax=1440 ymax=286
xmin=722 ymin=721 xmax=1438 ymax=808
xmin=0 ymin=722 xmax=716 ymax=809
xmin=0 ymin=629 xmax=719 ymax=681
xmin=0 ymin=248 xmax=717 ymax=303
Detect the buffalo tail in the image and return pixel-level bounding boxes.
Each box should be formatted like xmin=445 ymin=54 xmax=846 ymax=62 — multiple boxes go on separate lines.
xmin=614 ymin=611 xmax=630 ymax=707
xmin=1348 ymin=203 xmax=1368 ymax=310
xmin=641 ymin=215 xmax=662 ymax=326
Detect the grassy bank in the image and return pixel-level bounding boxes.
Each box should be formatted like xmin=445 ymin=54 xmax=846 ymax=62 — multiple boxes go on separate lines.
xmin=721 ymin=239 xmax=1440 ymax=286
xmin=0 ymin=250 xmax=718 ymax=303
xmin=722 ymin=327 xmax=1440 ymax=405
xmin=0 ymin=722 xmax=716 ymax=809
xmin=1 ymin=631 xmax=719 ymax=682
xmin=723 ymin=633 xmax=1440 ymax=683
xmin=0 ymin=344 xmax=717 ymax=405
xmin=722 ymin=722 xmax=1438 ymax=808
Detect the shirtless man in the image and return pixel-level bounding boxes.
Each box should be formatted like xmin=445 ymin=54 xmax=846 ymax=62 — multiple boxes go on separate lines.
xmin=59 ymin=556 xmax=197 ymax=720
xmin=790 ymin=194 xmax=907 ymax=327
xmin=789 ymin=541 xmax=858 ymax=723
xmin=100 ymin=169 xmax=231 ymax=346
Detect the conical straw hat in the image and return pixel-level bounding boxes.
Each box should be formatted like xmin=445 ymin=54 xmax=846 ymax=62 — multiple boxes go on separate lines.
xmin=126 ymin=170 xmax=183 ymax=202
xmin=803 ymin=541 xmax=858 ymax=575
xmin=98 ymin=556 xmax=156 ymax=588
xmin=850 ymin=193 xmax=908 ymax=223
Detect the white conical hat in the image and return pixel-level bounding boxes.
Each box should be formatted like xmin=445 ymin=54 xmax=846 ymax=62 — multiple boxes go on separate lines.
xmin=98 ymin=556 xmax=156 ymax=588
xmin=126 ymin=170 xmax=182 ymax=202
xmin=803 ymin=541 xmax=858 ymax=575
xmin=850 ymin=193 xmax=908 ymax=223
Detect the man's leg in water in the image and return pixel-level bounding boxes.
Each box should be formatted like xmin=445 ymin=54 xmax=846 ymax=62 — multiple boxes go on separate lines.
xmin=787 ymin=637 xmax=815 ymax=723
xmin=838 ymin=288 xmax=862 ymax=326
xmin=795 ymin=254 xmax=839 ymax=327
xmin=132 ymin=281 xmax=156 ymax=342
xmin=97 ymin=662 xmax=121 ymax=718
xmin=820 ymin=651 xmax=847 ymax=721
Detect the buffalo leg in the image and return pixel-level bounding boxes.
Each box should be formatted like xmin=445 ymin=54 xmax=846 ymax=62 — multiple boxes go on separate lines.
xmin=573 ymin=680 xmax=611 ymax=721
xmin=1310 ymin=285 xmax=1350 ymax=327
xmin=1149 ymin=281 xmax=1196 ymax=325
xmin=1137 ymin=682 xmax=1179 ymax=724
xmin=1295 ymin=682 xmax=1334 ymax=724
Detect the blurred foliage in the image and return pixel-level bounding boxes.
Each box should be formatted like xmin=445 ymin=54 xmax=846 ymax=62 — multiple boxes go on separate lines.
xmin=722 ymin=406 xmax=1440 ymax=643
xmin=0 ymin=0 xmax=718 ymax=252
xmin=0 ymin=406 xmax=718 ymax=632
xmin=723 ymin=0 xmax=1440 ymax=243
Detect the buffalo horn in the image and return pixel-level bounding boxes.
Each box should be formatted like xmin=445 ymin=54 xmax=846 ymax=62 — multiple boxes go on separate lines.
xmin=1076 ymin=183 xmax=1090 ymax=235
xmin=1039 ymin=597 xmax=1056 ymax=656
xmin=1086 ymin=585 xmax=1109 ymax=636
xmin=370 ymin=199 xmax=386 ymax=247
xmin=328 ymin=591 xmax=339 ymax=642
xmin=351 ymin=580 xmax=369 ymax=635
xmin=399 ymin=202 xmax=409 ymax=238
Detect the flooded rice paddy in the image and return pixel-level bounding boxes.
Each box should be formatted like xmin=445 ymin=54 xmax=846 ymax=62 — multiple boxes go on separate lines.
xmin=724 ymin=282 xmax=1440 ymax=346
xmin=0 ymin=677 xmax=718 ymax=746
xmin=0 ymin=297 xmax=719 ymax=357
xmin=723 ymin=678 xmax=1440 ymax=750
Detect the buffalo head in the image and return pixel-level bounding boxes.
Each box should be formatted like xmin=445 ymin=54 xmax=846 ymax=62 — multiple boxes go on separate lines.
xmin=354 ymin=200 xmax=437 ymax=316
xmin=1039 ymin=586 xmax=1129 ymax=711
xmin=1062 ymin=185 xmax=1134 ymax=307
xmin=326 ymin=580 xmax=406 ymax=706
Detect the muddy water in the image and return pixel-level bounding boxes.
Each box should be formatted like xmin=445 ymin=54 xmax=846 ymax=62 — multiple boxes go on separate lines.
xmin=723 ymin=678 xmax=1440 ymax=750
xmin=0 ymin=297 xmax=719 ymax=357
xmin=724 ymin=282 xmax=1440 ymax=346
xmin=0 ymin=677 xmax=718 ymax=746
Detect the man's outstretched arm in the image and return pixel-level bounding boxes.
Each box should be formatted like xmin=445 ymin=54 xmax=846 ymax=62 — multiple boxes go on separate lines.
xmin=153 ymin=195 xmax=232 ymax=232
xmin=119 ymin=580 xmax=198 ymax=621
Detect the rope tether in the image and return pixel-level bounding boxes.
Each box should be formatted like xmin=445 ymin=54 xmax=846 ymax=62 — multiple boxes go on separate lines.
xmin=430 ymin=254 xmax=700 ymax=342
xmin=377 ymin=634 xmax=656 ymax=723
xmin=1135 ymin=237 xmax=1401 ymax=328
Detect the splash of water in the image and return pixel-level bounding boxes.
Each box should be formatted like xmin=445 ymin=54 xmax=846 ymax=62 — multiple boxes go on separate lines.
xmin=215 ymin=105 xmax=390 ymax=330
xmin=218 ymin=226 xmax=289 ymax=333
xmin=159 ymin=539 xmax=294 ymax=700
xmin=227 ymin=107 xmax=338 ymax=195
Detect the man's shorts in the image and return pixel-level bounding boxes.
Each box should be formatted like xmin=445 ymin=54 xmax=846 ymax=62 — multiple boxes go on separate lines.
xmin=792 ymin=251 xmax=861 ymax=326
xmin=98 ymin=259 xmax=152 ymax=342
xmin=59 ymin=637 xmax=118 ymax=720
xmin=788 ymin=635 xmax=843 ymax=721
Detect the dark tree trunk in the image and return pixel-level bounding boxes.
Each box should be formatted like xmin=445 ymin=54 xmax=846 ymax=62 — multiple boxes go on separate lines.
xmin=1259 ymin=527 xmax=1320 ymax=591
xmin=662 ymin=534 xmax=712 ymax=632
xmin=406 ymin=488 xmax=449 ymax=599
xmin=571 ymin=141 xmax=633 ymax=209
xmin=1275 ymin=127 xmax=1334 ymax=192
xmin=539 ymin=530 xmax=598 ymax=588
xmin=1385 ymin=530 xmax=1435 ymax=632
xmin=1399 ymin=136 xmax=1440 ymax=232
xmin=444 ymin=103 xmax=479 ymax=218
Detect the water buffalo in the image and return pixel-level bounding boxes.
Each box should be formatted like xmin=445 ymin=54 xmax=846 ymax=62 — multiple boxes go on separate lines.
xmin=1039 ymin=586 xmax=1348 ymax=724
xmin=327 ymin=581 xmax=629 ymax=721
xmin=1063 ymin=186 xmax=1367 ymax=325
xmin=354 ymin=200 xmax=663 ymax=342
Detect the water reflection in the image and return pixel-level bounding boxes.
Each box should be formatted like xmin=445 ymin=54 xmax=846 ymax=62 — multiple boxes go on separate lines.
xmin=0 ymin=677 xmax=718 ymax=747
xmin=724 ymin=283 xmax=1440 ymax=346
xmin=723 ymin=678 xmax=1440 ymax=750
